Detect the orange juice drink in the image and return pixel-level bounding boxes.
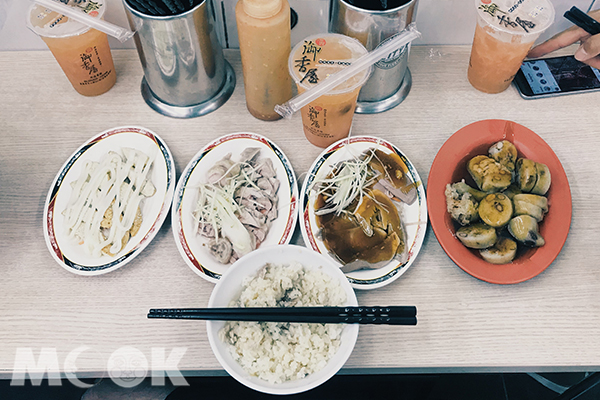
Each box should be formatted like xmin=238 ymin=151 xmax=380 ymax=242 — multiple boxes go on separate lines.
xmin=27 ymin=0 xmax=116 ymax=97
xmin=289 ymin=34 xmax=370 ymax=148
xmin=468 ymin=0 xmax=554 ymax=94
xmin=236 ymin=0 xmax=293 ymax=121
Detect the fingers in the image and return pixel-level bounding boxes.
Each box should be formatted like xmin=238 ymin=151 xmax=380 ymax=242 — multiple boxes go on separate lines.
xmin=584 ymin=57 xmax=600 ymax=69
xmin=583 ymin=10 xmax=600 ymax=68
xmin=529 ymin=9 xmax=600 ymax=59
xmin=577 ymin=51 xmax=600 ymax=69
xmin=574 ymin=34 xmax=600 ymax=60
xmin=590 ymin=9 xmax=600 ymax=19
xmin=527 ymin=8 xmax=600 ymax=68
xmin=528 ymin=27 xmax=590 ymax=58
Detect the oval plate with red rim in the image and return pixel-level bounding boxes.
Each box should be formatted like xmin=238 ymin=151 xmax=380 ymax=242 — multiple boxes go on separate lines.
xmin=43 ymin=126 xmax=176 ymax=275
xmin=428 ymin=119 xmax=572 ymax=284
xmin=299 ymin=136 xmax=428 ymax=290
xmin=172 ymin=132 xmax=299 ymax=283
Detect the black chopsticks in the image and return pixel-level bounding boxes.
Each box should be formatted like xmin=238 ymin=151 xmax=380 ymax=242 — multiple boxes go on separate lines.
xmin=564 ymin=7 xmax=600 ymax=36
xmin=148 ymin=306 xmax=417 ymax=325
xmin=125 ymin=0 xmax=201 ymax=16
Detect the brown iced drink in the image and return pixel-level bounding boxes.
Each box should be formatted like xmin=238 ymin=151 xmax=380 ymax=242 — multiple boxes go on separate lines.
xmin=289 ymin=34 xmax=370 ymax=148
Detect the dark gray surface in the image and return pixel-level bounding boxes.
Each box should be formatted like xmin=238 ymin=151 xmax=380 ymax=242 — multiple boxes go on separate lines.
xmin=2 ymin=373 xmax=600 ymax=400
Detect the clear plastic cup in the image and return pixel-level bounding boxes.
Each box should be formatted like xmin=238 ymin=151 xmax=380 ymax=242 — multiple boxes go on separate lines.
xmin=288 ymin=33 xmax=371 ymax=148
xmin=27 ymin=0 xmax=116 ymax=96
xmin=468 ymin=0 xmax=555 ymax=94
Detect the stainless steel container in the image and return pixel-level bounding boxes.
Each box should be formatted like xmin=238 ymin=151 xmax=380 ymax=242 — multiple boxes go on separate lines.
xmin=123 ymin=0 xmax=235 ymax=118
xmin=329 ymin=0 xmax=417 ymax=114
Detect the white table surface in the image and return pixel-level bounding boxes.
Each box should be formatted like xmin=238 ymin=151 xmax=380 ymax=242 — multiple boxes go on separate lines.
xmin=1 ymin=46 xmax=599 ymax=378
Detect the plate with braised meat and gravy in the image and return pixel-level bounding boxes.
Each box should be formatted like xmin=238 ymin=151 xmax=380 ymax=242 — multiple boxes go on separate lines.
xmin=299 ymin=136 xmax=427 ymax=290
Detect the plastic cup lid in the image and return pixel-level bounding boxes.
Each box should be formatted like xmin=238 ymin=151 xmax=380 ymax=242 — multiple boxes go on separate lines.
xmin=289 ymin=33 xmax=370 ymax=95
xmin=27 ymin=0 xmax=106 ymax=38
xmin=475 ymin=0 xmax=555 ymax=36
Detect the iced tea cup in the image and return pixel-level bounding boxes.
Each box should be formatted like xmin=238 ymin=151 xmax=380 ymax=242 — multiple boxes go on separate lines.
xmin=27 ymin=0 xmax=116 ymax=97
xmin=289 ymin=34 xmax=370 ymax=148
xmin=468 ymin=0 xmax=554 ymax=94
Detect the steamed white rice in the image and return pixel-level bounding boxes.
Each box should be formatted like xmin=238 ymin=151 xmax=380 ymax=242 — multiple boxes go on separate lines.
xmin=218 ymin=261 xmax=347 ymax=384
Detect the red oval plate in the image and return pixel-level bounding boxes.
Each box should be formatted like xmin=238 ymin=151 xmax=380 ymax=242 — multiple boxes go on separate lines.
xmin=427 ymin=119 xmax=572 ymax=284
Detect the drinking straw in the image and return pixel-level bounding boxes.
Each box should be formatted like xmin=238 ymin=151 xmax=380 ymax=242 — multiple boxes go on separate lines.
xmin=274 ymin=24 xmax=421 ymax=119
xmin=34 ymin=0 xmax=135 ymax=42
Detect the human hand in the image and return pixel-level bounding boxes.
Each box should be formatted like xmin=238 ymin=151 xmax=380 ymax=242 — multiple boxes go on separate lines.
xmin=528 ymin=9 xmax=600 ymax=69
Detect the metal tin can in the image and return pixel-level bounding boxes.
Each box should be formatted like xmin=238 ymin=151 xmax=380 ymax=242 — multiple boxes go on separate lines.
xmin=329 ymin=0 xmax=417 ymax=114
xmin=123 ymin=0 xmax=235 ymax=118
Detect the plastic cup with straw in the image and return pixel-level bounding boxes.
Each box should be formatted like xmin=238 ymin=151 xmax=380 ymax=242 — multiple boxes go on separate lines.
xmin=275 ymin=24 xmax=421 ymax=120
xmin=27 ymin=0 xmax=130 ymax=96
xmin=33 ymin=0 xmax=135 ymax=42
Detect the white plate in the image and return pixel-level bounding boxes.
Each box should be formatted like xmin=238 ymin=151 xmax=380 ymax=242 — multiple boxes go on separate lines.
xmin=43 ymin=126 xmax=176 ymax=275
xmin=299 ymin=136 xmax=427 ymax=289
xmin=172 ymin=132 xmax=299 ymax=283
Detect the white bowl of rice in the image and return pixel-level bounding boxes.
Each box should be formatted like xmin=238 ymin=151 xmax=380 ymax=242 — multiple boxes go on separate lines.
xmin=206 ymin=244 xmax=359 ymax=395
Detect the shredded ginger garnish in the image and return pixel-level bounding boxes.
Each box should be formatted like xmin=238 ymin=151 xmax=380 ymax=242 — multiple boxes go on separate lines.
xmin=193 ymin=173 xmax=254 ymax=256
xmin=310 ymin=151 xmax=379 ymax=216
xmin=63 ymin=147 xmax=156 ymax=257
xmin=193 ymin=148 xmax=281 ymax=264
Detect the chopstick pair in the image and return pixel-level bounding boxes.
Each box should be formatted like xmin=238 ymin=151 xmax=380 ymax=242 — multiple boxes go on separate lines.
xmin=564 ymin=7 xmax=600 ymax=36
xmin=148 ymin=306 xmax=417 ymax=325
xmin=126 ymin=0 xmax=199 ymax=16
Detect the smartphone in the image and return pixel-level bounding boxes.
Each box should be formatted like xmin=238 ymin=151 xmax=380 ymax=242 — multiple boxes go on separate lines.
xmin=513 ymin=55 xmax=600 ymax=99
